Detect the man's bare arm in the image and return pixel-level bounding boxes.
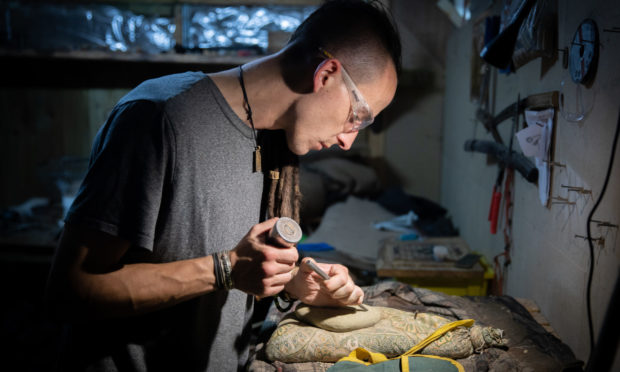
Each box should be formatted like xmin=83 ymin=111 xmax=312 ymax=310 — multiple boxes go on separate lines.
xmin=45 ymin=218 xmax=299 ymax=322
xmin=45 ymin=224 xmax=218 ymax=322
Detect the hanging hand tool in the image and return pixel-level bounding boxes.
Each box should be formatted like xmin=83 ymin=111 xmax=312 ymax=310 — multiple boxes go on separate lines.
xmin=488 ymin=167 xmax=504 ymax=234
xmin=465 ymin=139 xmax=538 ymax=183
xmin=487 ymin=94 xmax=520 ymax=235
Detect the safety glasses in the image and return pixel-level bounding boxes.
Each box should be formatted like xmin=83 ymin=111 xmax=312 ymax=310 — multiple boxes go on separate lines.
xmin=320 ymin=48 xmax=375 ymax=132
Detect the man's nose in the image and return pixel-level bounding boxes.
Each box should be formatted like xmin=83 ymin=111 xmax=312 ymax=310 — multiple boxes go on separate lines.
xmin=336 ymin=131 xmax=358 ymax=150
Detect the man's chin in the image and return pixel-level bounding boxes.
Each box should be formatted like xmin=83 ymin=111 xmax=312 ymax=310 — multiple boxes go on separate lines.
xmin=287 ymin=142 xmax=318 ymax=156
xmin=289 ymin=146 xmax=310 ymax=156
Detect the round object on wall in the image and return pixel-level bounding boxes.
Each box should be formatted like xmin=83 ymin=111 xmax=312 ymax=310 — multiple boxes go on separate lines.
xmin=569 ymin=19 xmax=599 ymax=85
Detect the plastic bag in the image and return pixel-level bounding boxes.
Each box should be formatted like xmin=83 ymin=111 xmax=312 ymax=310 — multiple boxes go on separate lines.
xmin=511 ymin=0 xmax=557 ymax=70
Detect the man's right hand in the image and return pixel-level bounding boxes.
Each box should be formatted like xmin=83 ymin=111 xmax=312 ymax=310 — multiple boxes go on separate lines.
xmin=229 ymin=218 xmax=299 ymax=297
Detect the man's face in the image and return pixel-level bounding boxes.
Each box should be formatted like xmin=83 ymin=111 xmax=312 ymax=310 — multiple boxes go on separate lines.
xmin=285 ymin=58 xmax=398 ymax=156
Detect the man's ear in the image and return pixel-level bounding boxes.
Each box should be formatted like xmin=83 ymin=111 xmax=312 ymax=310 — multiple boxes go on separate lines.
xmin=312 ymin=59 xmax=341 ymax=93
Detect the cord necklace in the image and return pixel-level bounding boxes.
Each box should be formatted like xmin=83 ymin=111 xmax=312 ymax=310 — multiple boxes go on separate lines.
xmin=238 ymin=65 xmax=261 ymax=172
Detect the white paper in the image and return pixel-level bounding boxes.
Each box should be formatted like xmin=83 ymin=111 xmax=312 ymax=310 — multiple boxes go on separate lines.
xmin=516 ymin=124 xmax=544 ymax=157
xmin=535 ymin=157 xmax=550 ymax=206
xmin=523 ymin=108 xmax=555 ymax=206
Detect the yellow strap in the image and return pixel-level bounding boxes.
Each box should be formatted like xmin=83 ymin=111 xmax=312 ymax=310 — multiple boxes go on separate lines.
xmin=339 ymin=348 xmax=389 ymax=365
xmin=336 ymin=318 xmax=475 ymax=366
xmin=400 ymin=355 xmax=409 ymax=372
xmin=403 ymin=319 xmax=475 ymax=356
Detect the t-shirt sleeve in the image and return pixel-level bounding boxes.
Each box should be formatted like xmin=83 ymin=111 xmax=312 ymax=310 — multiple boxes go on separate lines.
xmin=66 ymin=100 xmax=176 ymax=251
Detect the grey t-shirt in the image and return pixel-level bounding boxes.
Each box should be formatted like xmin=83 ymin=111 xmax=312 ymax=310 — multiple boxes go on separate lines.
xmin=63 ymin=72 xmax=264 ymax=371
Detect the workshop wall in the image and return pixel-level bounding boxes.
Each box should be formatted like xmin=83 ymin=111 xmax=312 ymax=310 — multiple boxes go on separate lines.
xmin=0 ymin=88 xmax=128 ymax=208
xmin=372 ymin=0 xmax=454 ymax=203
xmin=441 ymin=0 xmax=620 ymax=365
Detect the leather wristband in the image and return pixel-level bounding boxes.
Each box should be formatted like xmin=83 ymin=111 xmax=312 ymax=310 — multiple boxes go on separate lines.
xmin=274 ymin=290 xmax=295 ymax=312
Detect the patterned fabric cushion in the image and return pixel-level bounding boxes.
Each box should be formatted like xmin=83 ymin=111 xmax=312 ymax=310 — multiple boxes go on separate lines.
xmin=265 ymin=306 xmax=505 ymax=363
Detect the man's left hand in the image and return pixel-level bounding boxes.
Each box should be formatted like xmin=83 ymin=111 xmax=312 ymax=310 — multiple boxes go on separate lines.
xmin=284 ymin=258 xmax=364 ymax=307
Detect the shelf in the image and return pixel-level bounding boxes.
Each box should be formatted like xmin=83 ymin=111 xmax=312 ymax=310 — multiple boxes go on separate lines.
xmin=0 ymin=49 xmax=260 ymax=88
xmin=0 ymin=49 xmax=257 ymax=65
xmin=1 ymin=0 xmax=322 ymax=87
xmin=12 ymin=0 xmax=322 ymax=4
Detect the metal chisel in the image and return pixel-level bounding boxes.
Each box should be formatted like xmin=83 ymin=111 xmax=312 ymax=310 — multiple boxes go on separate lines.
xmin=305 ymin=259 xmax=368 ymax=311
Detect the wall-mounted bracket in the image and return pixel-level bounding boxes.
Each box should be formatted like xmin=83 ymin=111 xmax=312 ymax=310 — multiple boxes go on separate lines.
xmin=561 ymin=185 xmax=592 ymax=195
xmin=590 ymin=220 xmax=618 ymax=229
xmin=575 ymin=234 xmax=605 ymax=246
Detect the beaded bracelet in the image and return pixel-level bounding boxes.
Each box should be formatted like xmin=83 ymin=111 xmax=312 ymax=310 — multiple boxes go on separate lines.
xmin=212 ymin=251 xmax=234 ymax=290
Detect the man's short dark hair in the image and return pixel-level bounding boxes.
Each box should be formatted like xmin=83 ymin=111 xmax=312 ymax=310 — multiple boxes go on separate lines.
xmin=287 ymin=0 xmax=402 ymax=82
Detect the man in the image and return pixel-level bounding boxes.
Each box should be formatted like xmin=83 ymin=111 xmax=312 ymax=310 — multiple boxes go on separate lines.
xmin=45 ymin=0 xmax=401 ymax=370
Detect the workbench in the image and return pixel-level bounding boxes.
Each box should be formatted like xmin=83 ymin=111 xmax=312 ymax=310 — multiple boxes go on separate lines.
xmin=376 ymin=237 xmax=493 ymax=296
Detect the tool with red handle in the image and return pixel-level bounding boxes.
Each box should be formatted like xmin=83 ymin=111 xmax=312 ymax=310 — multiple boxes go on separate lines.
xmin=488 ymin=166 xmax=504 ymax=234
xmin=488 ymin=185 xmax=502 ymax=234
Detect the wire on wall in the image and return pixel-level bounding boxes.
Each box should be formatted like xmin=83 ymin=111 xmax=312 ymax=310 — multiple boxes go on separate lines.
xmin=585 ymin=105 xmax=620 ymax=353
